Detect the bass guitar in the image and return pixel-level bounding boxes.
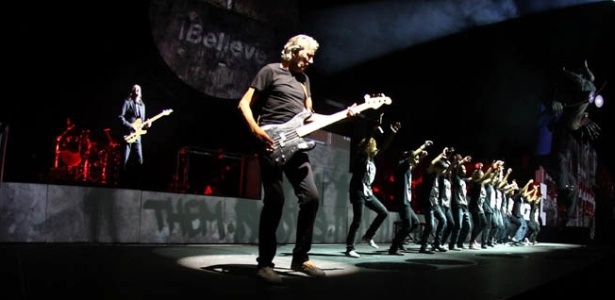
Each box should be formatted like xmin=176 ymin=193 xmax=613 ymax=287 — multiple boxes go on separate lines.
xmin=261 ymin=94 xmax=392 ymax=166
xmin=124 ymin=109 xmax=173 ymax=143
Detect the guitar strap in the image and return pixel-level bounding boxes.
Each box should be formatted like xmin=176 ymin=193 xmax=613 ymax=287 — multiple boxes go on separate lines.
xmin=300 ymin=83 xmax=309 ymax=109
xmin=135 ymin=101 xmax=143 ymax=120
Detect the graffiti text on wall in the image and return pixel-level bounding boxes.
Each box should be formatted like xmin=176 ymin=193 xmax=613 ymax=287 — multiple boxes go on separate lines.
xmin=144 ymin=198 xmax=216 ymax=237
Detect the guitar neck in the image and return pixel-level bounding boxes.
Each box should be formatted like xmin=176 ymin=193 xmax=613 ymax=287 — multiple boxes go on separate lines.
xmin=143 ymin=110 xmax=172 ymax=125
xmin=144 ymin=114 xmax=163 ymax=125
xmin=296 ymin=102 xmax=374 ymax=137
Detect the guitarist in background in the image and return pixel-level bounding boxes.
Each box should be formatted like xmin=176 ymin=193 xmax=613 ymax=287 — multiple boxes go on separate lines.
xmin=238 ymin=34 xmax=357 ymax=285
xmin=118 ymin=84 xmax=149 ymax=188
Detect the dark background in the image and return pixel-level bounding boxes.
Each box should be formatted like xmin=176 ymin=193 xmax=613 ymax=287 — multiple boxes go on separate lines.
xmin=2 ymin=0 xmax=614 ymax=193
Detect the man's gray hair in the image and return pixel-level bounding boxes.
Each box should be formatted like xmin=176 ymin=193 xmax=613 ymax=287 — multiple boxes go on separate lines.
xmin=280 ymin=34 xmax=319 ymax=61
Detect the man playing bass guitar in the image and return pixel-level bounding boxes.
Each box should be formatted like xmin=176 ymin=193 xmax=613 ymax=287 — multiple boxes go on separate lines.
xmin=237 ymin=34 xmax=361 ymax=284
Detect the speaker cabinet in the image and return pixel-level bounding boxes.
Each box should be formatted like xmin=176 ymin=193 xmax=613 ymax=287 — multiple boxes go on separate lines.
xmin=172 ymin=147 xmax=261 ymax=200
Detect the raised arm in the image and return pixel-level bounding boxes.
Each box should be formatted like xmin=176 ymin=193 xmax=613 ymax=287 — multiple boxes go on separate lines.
xmin=412 ymin=140 xmax=433 ymax=157
xmin=502 ymin=180 xmax=518 ymax=194
xmin=497 ymin=167 xmax=513 ymax=189
xmin=452 ymin=153 xmax=471 ymax=167
xmin=426 ymin=147 xmax=450 ymax=173
xmin=520 ymin=179 xmax=535 ymax=198
xmin=471 ymin=160 xmax=499 ymax=184
xmin=376 ymin=121 xmax=401 ymax=156
xmin=430 ymin=147 xmax=449 ymax=166
xmin=484 ymin=160 xmax=504 ymax=180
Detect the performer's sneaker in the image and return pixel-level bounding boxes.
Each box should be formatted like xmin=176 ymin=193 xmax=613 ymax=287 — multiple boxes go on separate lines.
xmin=388 ymin=244 xmax=404 ymax=255
xmin=345 ymin=249 xmax=360 ymax=258
xmin=419 ymin=246 xmax=434 ymax=254
xmin=291 ymin=260 xmax=326 ymax=278
xmin=432 ymin=245 xmax=448 ymax=252
xmin=448 ymin=245 xmax=462 ymax=251
xmin=362 ymin=236 xmax=379 ymax=249
xmin=256 ymin=266 xmax=282 ymax=285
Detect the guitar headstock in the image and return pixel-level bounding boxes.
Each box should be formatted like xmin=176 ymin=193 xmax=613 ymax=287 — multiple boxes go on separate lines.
xmin=364 ymin=93 xmax=392 ymax=109
xmin=162 ymin=109 xmax=173 ymax=115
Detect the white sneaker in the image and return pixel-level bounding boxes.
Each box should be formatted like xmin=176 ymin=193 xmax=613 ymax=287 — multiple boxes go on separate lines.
xmin=346 ymin=250 xmax=360 ymax=258
xmin=256 ymin=266 xmax=282 ymax=285
xmin=363 ymin=237 xmax=379 ymax=249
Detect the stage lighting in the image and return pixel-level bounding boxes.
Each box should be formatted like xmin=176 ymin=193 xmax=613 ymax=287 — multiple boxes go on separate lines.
xmin=594 ymin=94 xmax=604 ymax=108
xmin=589 ymin=91 xmax=604 ymax=108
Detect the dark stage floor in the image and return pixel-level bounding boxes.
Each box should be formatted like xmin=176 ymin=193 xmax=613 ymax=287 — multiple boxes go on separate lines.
xmin=3 ymin=241 xmax=613 ymax=299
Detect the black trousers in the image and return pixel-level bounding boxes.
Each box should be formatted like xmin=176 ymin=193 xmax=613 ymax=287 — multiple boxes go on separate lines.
xmin=257 ymin=152 xmax=319 ymax=268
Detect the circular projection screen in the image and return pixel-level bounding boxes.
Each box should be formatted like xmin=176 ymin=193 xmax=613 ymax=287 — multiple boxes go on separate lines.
xmin=149 ymin=0 xmax=279 ymax=100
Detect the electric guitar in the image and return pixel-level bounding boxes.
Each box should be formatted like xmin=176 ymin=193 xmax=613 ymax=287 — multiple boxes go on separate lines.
xmin=124 ymin=109 xmax=173 ymax=143
xmin=261 ymin=94 xmax=392 ymax=166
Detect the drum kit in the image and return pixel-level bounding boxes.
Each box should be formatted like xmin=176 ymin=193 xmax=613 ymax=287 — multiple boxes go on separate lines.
xmin=51 ymin=118 xmax=120 ymax=185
